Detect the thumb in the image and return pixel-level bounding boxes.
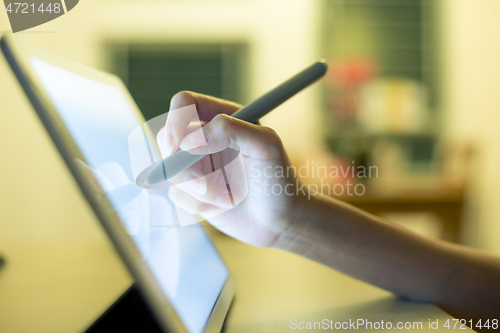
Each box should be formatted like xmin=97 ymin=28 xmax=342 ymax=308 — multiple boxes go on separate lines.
xmin=178 ymin=114 xmax=282 ymax=160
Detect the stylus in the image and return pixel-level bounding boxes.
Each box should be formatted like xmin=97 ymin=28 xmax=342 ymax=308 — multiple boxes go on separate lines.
xmin=136 ymin=60 xmax=328 ymax=187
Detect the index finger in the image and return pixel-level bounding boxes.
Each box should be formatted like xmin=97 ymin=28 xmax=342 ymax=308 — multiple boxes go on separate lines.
xmin=163 ymin=91 xmax=243 ymax=156
xmin=163 ymin=104 xmax=202 ymax=156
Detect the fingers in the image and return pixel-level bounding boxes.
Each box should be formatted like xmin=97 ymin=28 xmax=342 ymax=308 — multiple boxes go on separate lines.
xmin=161 ymin=91 xmax=243 ymax=157
xmin=169 ymin=186 xmax=214 ymax=214
xmin=168 ymin=160 xmax=208 ymax=195
xmin=169 ymin=159 xmax=234 ymax=208
xmin=162 ymin=92 xmax=282 ymax=220
xmin=169 ymin=186 xmax=232 ymax=216
xmin=179 ymin=113 xmax=283 ymax=160
xmin=157 ymin=121 xmax=205 ymax=158
xmin=163 ymin=108 xmax=203 ymax=157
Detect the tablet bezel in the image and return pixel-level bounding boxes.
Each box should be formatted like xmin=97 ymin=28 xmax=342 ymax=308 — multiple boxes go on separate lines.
xmin=1 ymin=35 xmax=234 ymax=333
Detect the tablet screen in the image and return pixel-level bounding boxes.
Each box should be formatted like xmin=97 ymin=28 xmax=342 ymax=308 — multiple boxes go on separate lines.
xmin=31 ymin=58 xmax=229 ymax=333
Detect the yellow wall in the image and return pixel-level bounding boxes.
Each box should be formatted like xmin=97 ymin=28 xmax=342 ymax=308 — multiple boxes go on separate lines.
xmin=0 ymin=52 xmax=104 ymax=241
xmin=0 ymin=0 xmax=323 ymax=241
xmin=440 ymin=0 xmax=500 ymax=253
xmin=1 ymin=0 xmax=499 ymax=256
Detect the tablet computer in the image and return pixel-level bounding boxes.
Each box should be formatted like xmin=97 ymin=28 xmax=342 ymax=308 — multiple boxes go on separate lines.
xmin=1 ymin=35 xmax=234 ymax=333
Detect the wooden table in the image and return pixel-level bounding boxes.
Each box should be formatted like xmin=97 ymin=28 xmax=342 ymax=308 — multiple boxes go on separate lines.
xmin=0 ymin=231 xmax=470 ymax=333
xmin=339 ymin=189 xmax=464 ymax=243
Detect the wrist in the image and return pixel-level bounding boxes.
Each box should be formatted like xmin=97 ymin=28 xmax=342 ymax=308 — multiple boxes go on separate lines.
xmin=272 ymin=192 xmax=326 ymax=254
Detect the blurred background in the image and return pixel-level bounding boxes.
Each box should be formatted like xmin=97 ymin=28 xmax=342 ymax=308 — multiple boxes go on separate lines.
xmin=1 ymin=0 xmax=500 ymax=255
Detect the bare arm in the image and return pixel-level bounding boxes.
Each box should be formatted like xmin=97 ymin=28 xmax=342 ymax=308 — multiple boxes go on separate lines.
xmin=163 ymin=91 xmax=500 ymax=325
xmin=275 ymin=193 xmax=500 ymax=322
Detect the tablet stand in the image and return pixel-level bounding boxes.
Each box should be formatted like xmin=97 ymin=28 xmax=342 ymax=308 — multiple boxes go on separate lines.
xmin=85 ymin=284 xmax=164 ymax=332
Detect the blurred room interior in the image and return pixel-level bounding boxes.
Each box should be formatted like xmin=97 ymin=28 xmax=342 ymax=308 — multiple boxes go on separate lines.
xmin=1 ymin=0 xmax=500 ymax=328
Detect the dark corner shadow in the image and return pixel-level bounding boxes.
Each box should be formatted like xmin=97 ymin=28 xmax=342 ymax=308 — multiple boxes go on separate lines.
xmin=0 ymin=255 xmax=5 ymax=270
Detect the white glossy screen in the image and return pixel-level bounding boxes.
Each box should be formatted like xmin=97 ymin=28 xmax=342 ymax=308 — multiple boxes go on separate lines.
xmin=31 ymin=58 xmax=229 ymax=333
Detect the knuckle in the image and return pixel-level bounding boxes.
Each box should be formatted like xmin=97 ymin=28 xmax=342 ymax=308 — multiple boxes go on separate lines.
xmin=262 ymin=126 xmax=283 ymax=152
xmin=171 ymin=91 xmax=196 ymax=109
xmin=212 ymin=113 xmax=234 ymax=133
xmin=263 ymin=126 xmax=278 ymax=138
xmin=172 ymin=90 xmax=194 ymax=100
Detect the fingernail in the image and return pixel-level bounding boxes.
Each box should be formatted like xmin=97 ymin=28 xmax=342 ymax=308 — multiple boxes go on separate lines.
xmin=179 ymin=128 xmax=209 ymax=151
xmin=183 ymin=174 xmax=207 ymax=195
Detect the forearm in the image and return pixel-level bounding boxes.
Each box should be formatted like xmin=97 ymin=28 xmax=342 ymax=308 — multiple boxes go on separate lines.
xmin=274 ymin=194 xmax=500 ymax=320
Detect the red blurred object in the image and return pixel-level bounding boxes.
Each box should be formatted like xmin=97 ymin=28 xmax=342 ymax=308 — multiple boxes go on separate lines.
xmin=326 ymin=58 xmax=378 ymax=124
xmin=328 ymin=58 xmax=378 ymax=87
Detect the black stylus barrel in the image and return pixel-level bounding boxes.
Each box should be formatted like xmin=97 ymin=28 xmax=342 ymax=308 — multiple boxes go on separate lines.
xmin=231 ymin=60 xmax=328 ymax=123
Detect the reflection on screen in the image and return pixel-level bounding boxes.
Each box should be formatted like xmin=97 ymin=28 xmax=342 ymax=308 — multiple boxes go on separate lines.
xmin=31 ymin=58 xmax=228 ymax=333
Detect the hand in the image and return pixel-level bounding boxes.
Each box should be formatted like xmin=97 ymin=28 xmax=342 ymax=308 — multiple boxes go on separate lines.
xmin=157 ymin=91 xmax=308 ymax=247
